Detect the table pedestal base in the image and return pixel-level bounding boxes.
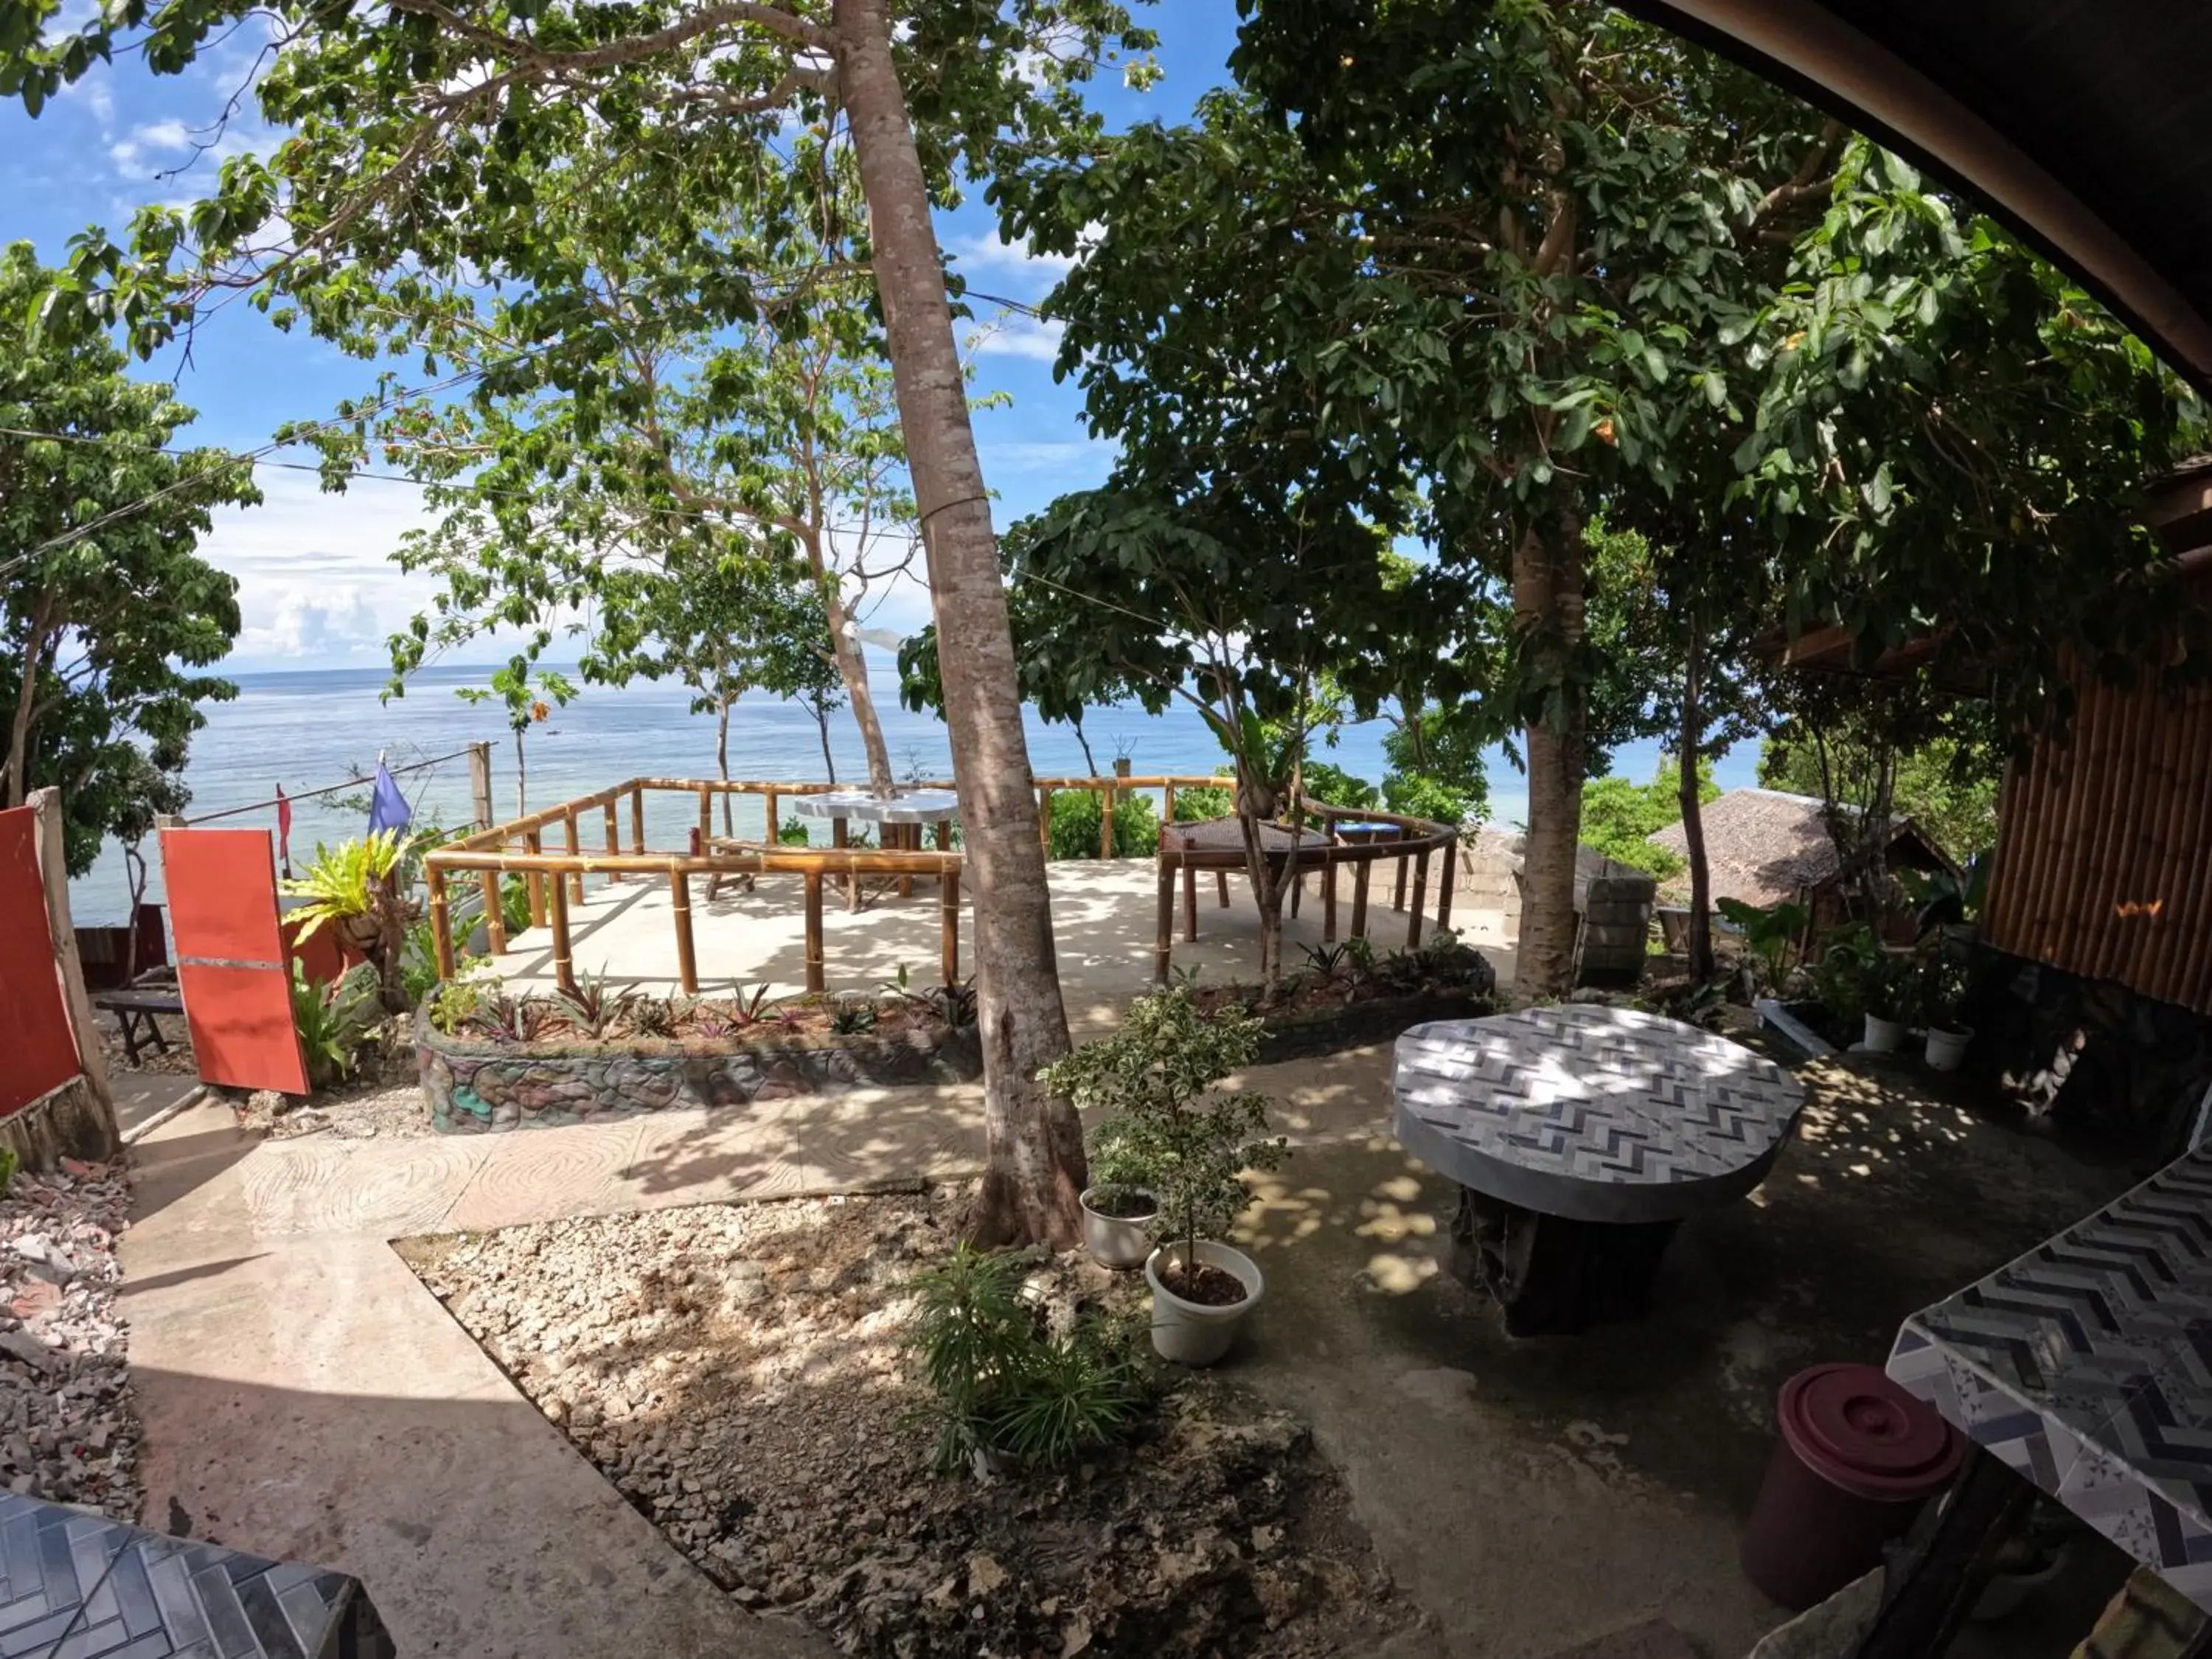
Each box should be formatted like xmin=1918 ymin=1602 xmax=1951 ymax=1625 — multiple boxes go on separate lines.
xmin=1450 ymin=1186 xmax=1680 ymax=1336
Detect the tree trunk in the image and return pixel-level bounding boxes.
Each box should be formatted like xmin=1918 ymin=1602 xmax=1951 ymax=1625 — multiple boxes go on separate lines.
xmin=717 ymin=697 xmax=734 ymax=836
xmin=835 ymin=0 xmax=1084 ymax=1247
xmin=1678 ymin=626 xmax=1714 ymax=981
xmin=5 ymin=605 xmax=53 ymax=810
xmin=815 ymin=698 xmax=838 ymax=786
xmin=1071 ymin=714 xmax=1099 ymax=776
xmin=1513 ymin=521 xmax=1587 ymax=998
xmin=802 ymin=534 xmax=897 ymax=796
xmin=514 ymin=727 xmax=528 ymax=817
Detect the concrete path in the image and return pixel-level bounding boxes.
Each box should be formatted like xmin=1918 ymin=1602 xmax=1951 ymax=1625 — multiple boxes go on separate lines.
xmin=116 ymin=1047 xmax=1402 ymax=1659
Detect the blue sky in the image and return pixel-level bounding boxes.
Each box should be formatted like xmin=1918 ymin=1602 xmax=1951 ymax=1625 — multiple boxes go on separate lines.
xmin=1 ymin=4 xmax=1248 ymax=669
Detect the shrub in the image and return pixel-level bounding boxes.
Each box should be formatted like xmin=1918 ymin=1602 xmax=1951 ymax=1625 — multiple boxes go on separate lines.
xmin=905 ymin=1244 xmax=1149 ymax=1474
xmin=556 ymin=971 xmax=633 ymax=1038
xmin=1047 ymin=789 xmax=1159 ymax=860
xmin=777 ymin=815 xmax=813 ymax=846
xmin=1298 ymin=762 xmax=1375 ymax=811
xmin=426 ymin=964 xmax=496 ymax=1034
xmin=291 ymin=959 xmax=378 ymax=1090
xmin=0 ymin=1147 xmax=18 ymax=1192
xmin=1170 ymin=781 xmax=1234 ymax=821
xmin=499 ymin=875 xmax=533 ymax=936
xmin=1040 ymin=988 xmax=1287 ymax=1270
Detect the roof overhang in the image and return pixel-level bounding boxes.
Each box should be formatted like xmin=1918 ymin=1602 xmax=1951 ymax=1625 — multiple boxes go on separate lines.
xmin=1614 ymin=0 xmax=2212 ymax=395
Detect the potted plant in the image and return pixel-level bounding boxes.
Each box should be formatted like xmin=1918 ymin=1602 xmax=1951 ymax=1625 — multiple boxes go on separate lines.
xmin=1077 ymin=1116 xmax=1160 ymax=1270
xmin=1913 ymin=947 xmax=1975 ymax=1071
xmin=1040 ymin=988 xmax=1287 ymax=1364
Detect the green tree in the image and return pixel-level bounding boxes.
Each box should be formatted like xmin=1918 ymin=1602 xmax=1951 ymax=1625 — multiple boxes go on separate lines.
xmin=3 ymin=0 xmax=1159 ymax=1250
xmin=1578 ymin=761 xmax=1720 ymax=881
xmin=0 ymin=243 xmax=257 ymax=872
xmin=1758 ymin=690 xmax=2005 ymax=865
xmin=1001 ymin=10 xmax=1837 ymax=994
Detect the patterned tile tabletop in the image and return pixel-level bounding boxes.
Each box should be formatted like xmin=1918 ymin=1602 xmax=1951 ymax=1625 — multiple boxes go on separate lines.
xmin=0 ymin=1493 xmax=392 ymax=1658
xmin=1888 ymin=1147 xmax=2212 ymax=1611
xmin=790 ymin=788 xmax=960 ymax=824
xmin=1390 ymin=1005 xmax=1806 ymax=1224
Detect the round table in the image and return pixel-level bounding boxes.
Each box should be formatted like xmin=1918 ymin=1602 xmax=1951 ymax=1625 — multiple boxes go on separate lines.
xmin=1391 ymin=1004 xmax=1805 ymax=1335
xmin=792 ymin=788 xmax=961 ymax=905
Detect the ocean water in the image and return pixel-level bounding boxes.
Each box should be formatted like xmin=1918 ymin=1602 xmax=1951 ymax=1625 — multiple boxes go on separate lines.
xmin=66 ymin=660 xmax=1752 ymax=922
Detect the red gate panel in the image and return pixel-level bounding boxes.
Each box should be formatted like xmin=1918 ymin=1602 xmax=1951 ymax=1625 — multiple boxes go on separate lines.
xmin=159 ymin=827 xmax=309 ymax=1096
xmin=0 ymin=807 xmax=80 ymax=1116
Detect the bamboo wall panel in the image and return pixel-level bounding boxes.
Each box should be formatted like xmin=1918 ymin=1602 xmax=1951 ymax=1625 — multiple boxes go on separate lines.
xmin=1984 ymin=670 xmax=2212 ymax=1015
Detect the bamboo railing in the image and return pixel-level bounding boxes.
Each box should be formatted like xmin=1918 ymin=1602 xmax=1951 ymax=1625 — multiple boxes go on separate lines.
xmin=423 ymin=773 xmax=1457 ymax=1000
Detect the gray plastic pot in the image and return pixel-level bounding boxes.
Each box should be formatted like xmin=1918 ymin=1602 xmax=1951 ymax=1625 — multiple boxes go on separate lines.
xmin=1079 ymin=1186 xmax=1158 ymax=1270
xmin=1863 ymin=1013 xmax=1906 ymax=1054
xmin=1924 ymin=1025 xmax=1973 ymax=1072
xmin=1144 ymin=1241 xmax=1264 ymax=1366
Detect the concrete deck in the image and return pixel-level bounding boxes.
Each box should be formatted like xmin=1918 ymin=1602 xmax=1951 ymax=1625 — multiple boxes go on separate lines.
xmin=488 ymin=858 xmax=1516 ymax=1023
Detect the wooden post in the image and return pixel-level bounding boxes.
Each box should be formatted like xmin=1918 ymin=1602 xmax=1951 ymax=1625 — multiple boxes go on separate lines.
xmin=602 ymin=801 xmax=621 ymax=882
xmin=1216 ymin=869 xmax=1231 ymax=908
xmin=765 ymin=787 xmax=779 ymax=845
xmin=525 ymin=829 xmax=546 ymax=928
xmin=1852 ymin=1448 xmax=2031 ymax=1659
xmin=1407 ymin=849 xmax=1430 ymax=949
xmin=1324 ymin=851 xmax=1339 ymax=942
xmin=933 ymin=821 xmax=950 ymax=851
xmin=563 ymin=809 xmax=583 ymax=905
xmin=1163 ymin=781 xmax=1177 ymax=825
xmin=698 ymin=785 xmax=712 ymax=846
xmin=1183 ymin=862 xmax=1200 ymax=942
xmin=804 ymin=871 xmax=826 ymax=993
xmin=1394 ymin=827 xmax=1412 ymax=911
xmin=480 ymin=869 xmax=507 ymax=956
xmin=428 ymin=865 xmax=456 ymax=979
xmin=1155 ymin=855 xmax=1176 ymax=984
xmin=630 ymin=786 xmax=646 ymax=855
xmin=1099 ymin=781 xmax=1116 ymax=860
xmin=467 ymin=741 xmax=494 ymax=831
xmin=670 ymin=871 xmax=699 ymax=995
xmin=28 ymin=788 xmax=115 ymax=1146
xmin=547 ymin=863 xmax=575 ymax=995
xmin=1038 ymin=787 xmax=1054 ymax=853
xmin=898 ymin=823 xmax=914 ymax=900
xmin=1438 ymin=835 xmax=1458 ymax=933
xmin=832 ymin=815 xmax=856 ymax=910
xmin=1352 ymin=857 xmax=1371 ymax=942
xmin=940 ymin=867 xmax=960 ymax=984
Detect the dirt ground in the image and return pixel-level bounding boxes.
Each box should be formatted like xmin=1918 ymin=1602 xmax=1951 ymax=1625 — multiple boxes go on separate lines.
xmin=1232 ymin=1052 xmax=2152 ymax=1658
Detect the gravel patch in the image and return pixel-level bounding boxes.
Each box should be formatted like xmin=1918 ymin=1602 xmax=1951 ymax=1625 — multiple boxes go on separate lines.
xmin=402 ymin=1189 xmax=1420 ymax=1658
xmin=0 ymin=1158 xmax=140 ymax=1521
xmin=233 ymin=1016 xmax=434 ymax=1141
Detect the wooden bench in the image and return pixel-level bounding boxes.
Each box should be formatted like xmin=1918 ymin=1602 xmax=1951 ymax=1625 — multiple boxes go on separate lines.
xmin=92 ymin=986 xmax=184 ymax=1065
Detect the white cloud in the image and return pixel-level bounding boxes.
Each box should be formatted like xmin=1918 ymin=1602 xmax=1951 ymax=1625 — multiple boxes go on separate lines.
xmin=975 ymin=438 xmax=1113 ymax=475
xmin=133 ymin=117 xmax=195 ymax=150
xmin=968 ymin=315 xmax=1065 ymax=363
xmin=948 ymin=229 xmax=1077 ymax=283
xmin=199 ymin=469 xmax=442 ymax=667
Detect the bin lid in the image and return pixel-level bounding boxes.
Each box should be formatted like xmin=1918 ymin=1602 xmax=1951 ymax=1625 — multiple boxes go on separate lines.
xmin=1778 ymin=1363 xmax=1964 ymax=1502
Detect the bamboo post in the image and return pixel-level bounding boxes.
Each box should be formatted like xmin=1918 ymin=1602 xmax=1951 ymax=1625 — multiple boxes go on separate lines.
xmin=602 ymin=801 xmax=621 ymax=882
xmin=765 ymin=787 xmax=780 ymax=844
xmin=804 ymin=871 xmax=826 ymax=992
xmin=670 ymin=870 xmax=698 ymax=995
xmin=1155 ymin=855 xmax=1177 ymax=984
xmin=1099 ymin=781 xmax=1116 ymax=860
xmin=1038 ymin=786 xmax=1054 ymax=853
xmin=525 ymin=829 xmax=546 ymax=928
xmin=480 ymin=869 xmax=507 ymax=956
xmin=933 ymin=821 xmax=950 ymax=851
xmin=899 ymin=823 xmax=914 ymax=899
xmin=563 ymin=808 xmax=583 ymax=906
xmin=1163 ymin=781 xmax=1177 ymax=825
xmin=547 ymin=867 xmax=575 ymax=995
xmin=1407 ymin=849 xmax=1430 ymax=949
xmin=940 ymin=867 xmax=960 ymax=984
xmin=1352 ymin=857 xmax=1371 ymax=941
xmin=630 ymin=786 xmax=646 ymax=855
xmin=1394 ymin=827 xmax=1411 ymax=911
xmin=1324 ymin=849 xmax=1338 ymax=942
xmin=698 ymin=784 xmax=712 ymax=846
xmin=428 ymin=865 xmax=456 ymax=980
xmin=1438 ymin=834 xmax=1457 ymax=933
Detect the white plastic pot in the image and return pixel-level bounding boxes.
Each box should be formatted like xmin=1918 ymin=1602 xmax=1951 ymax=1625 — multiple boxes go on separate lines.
xmin=1145 ymin=1241 xmax=1264 ymax=1366
xmin=1863 ymin=1013 xmax=1906 ymax=1054
xmin=1924 ymin=1025 xmax=1974 ymax=1072
xmin=1078 ymin=1186 xmax=1158 ymax=1270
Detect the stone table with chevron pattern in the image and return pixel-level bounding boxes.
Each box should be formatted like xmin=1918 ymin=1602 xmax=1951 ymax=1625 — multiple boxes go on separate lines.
xmin=1390 ymin=1004 xmax=1806 ymax=1335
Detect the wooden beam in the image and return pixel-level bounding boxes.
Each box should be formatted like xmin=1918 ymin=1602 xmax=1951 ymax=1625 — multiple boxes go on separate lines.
xmin=1352 ymin=858 xmax=1371 ymax=941
xmin=602 ymin=801 xmax=621 ymax=880
xmin=1156 ymin=856 xmax=1176 ymax=984
xmin=428 ymin=865 xmax=456 ymax=980
xmin=524 ymin=829 xmax=546 ymax=929
xmin=547 ymin=865 xmax=575 ymax=995
xmin=940 ymin=868 xmax=960 ymax=984
xmin=1438 ymin=833 xmax=1458 ymax=933
xmin=1407 ymin=849 xmax=1430 ymax=949
xmin=563 ymin=808 xmax=583 ymax=906
xmin=481 ymin=869 xmax=507 ymax=956
xmin=630 ymin=786 xmax=645 ymax=855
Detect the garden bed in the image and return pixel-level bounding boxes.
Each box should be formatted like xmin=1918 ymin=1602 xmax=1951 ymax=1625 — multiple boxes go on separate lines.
xmin=1190 ymin=935 xmax=1500 ymax=1062
xmin=417 ymin=987 xmax=982 ymax=1132
xmin=400 ymin=1189 xmax=1416 ymax=1658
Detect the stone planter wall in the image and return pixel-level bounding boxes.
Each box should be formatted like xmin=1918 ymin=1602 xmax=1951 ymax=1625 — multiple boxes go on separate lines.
xmin=1253 ymin=987 xmax=1498 ymax=1065
xmin=417 ymin=1016 xmax=984 ymax=1133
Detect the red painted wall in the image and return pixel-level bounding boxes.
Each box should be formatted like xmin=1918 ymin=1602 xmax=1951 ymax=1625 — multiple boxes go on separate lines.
xmin=0 ymin=808 xmax=81 ymax=1116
